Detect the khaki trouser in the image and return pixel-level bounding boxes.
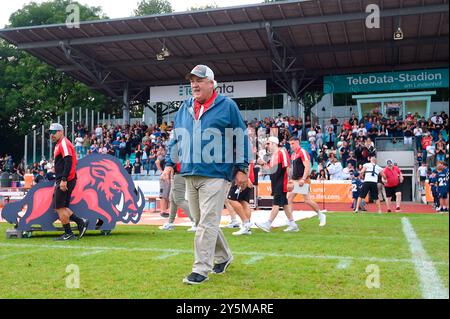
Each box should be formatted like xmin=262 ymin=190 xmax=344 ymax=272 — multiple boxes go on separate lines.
xmin=169 ymin=174 xmax=194 ymax=224
xmin=185 ymin=176 xmax=232 ymax=277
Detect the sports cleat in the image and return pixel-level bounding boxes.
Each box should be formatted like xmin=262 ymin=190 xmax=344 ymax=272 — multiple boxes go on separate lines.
xmin=78 ymin=218 xmax=89 ymax=239
xmin=319 ymin=210 xmax=327 ymax=227
xmin=226 ymin=220 xmax=241 ymax=228
xmin=283 ymin=223 xmax=300 ymax=232
xmin=255 ymin=221 xmax=271 ymax=233
xmin=387 ymin=209 xmax=392 ymax=213
xmin=395 ymin=207 xmax=401 ymax=212
xmin=54 ymin=233 xmax=77 ymax=241
xmin=232 ymin=226 xmax=252 ymax=236
xmin=212 ymin=256 xmax=233 ymax=274
xmin=183 ymin=272 xmax=209 ymax=285
xmin=160 ymin=212 xmax=170 ymax=218
xmin=159 ymin=223 xmax=175 ymax=231
xmin=353 ymin=209 xmax=360 ymax=214
xmin=186 ymin=223 xmax=197 ymax=232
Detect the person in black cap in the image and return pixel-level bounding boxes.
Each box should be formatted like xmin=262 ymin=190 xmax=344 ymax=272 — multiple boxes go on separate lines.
xmin=49 ymin=123 xmax=89 ymax=241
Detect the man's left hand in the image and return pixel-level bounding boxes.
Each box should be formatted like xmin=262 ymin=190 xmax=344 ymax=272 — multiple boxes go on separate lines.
xmin=235 ymin=171 xmax=248 ymax=190
xmin=60 ymin=180 xmax=68 ymax=192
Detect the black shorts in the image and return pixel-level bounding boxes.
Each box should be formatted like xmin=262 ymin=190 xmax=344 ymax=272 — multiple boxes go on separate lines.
xmin=273 ymin=193 xmax=288 ymax=206
xmin=53 ymin=178 xmax=76 ymax=209
xmin=385 ymin=185 xmax=401 ymax=198
xmin=359 ymin=182 xmax=378 ymax=201
xmin=420 ymin=176 xmax=427 ymax=182
xmin=227 ymin=183 xmax=251 ymax=203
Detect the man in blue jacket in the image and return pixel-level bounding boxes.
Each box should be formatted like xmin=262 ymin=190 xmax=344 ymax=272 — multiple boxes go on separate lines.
xmin=161 ymin=65 xmax=250 ymax=285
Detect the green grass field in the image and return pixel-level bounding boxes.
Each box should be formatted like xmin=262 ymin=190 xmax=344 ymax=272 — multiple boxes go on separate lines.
xmin=0 ymin=213 xmax=448 ymax=299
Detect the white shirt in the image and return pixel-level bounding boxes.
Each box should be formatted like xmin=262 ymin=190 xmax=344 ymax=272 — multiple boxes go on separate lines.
xmin=307 ymin=130 xmax=316 ymax=142
xmin=418 ymin=166 xmax=428 ymax=177
xmin=363 ymin=163 xmax=383 ymax=183
xmin=426 ymin=145 xmax=435 ymax=157
xmin=431 ymin=115 xmax=443 ymax=125
xmin=414 ymin=128 xmax=423 ymax=137
xmin=95 ymin=127 xmax=103 ymax=136
xmin=327 ymin=161 xmax=345 ymax=180
xmin=357 ymin=128 xmax=367 ymax=136
xmin=75 ymin=137 xmax=83 ymax=147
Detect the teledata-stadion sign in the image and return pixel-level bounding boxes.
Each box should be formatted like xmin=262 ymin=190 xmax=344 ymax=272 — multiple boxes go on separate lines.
xmin=149 ymin=80 xmax=266 ymax=103
xmin=323 ymin=69 xmax=449 ymax=94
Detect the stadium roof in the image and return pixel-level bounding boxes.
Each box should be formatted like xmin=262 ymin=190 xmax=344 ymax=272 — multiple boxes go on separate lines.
xmin=0 ymin=0 xmax=448 ymax=102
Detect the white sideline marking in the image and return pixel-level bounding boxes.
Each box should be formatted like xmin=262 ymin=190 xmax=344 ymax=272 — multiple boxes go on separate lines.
xmin=0 ymin=242 xmax=448 ymax=266
xmin=336 ymin=259 xmax=352 ymax=269
xmin=401 ymin=217 xmax=449 ymax=299
xmin=155 ymin=252 xmax=179 ymax=260
xmin=0 ymin=248 xmax=45 ymax=260
xmin=243 ymin=256 xmax=264 ymax=265
xmin=78 ymin=250 xmax=105 ymax=257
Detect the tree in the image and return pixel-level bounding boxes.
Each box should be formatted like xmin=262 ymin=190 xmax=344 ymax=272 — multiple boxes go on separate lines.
xmin=134 ymin=0 xmax=173 ymax=16
xmin=8 ymin=0 xmax=107 ymax=27
xmin=0 ymin=0 xmax=114 ymax=163
xmin=189 ymin=3 xmax=219 ymax=11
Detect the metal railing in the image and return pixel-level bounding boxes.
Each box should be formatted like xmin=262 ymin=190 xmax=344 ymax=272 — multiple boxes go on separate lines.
xmin=374 ymin=137 xmax=417 ymax=152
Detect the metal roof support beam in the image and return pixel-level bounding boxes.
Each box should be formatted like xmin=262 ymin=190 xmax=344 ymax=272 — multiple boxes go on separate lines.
xmin=12 ymin=4 xmax=449 ymax=50
xmin=123 ymin=83 xmax=130 ymax=126
xmin=59 ymin=42 xmax=119 ymax=98
xmin=265 ymin=23 xmax=318 ymax=118
xmin=55 ymin=36 xmax=448 ymax=72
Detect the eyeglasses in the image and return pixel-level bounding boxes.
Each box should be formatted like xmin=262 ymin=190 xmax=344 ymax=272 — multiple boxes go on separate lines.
xmin=49 ymin=130 xmax=58 ymax=135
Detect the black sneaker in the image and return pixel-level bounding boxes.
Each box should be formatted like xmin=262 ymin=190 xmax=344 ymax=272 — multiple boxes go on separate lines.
xmin=212 ymin=256 xmax=234 ymax=274
xmin=182 ymin=272 xmax=209 ymax=285
xmin=54 ymin=233 xmax=77 ymax=241
xmin=78 ymin=218 xmax=89 ymax=239
xmin=160 ymin=212 xmax=170 ymax=218
xmin=387 ymin=209 xmax=392 ymax=213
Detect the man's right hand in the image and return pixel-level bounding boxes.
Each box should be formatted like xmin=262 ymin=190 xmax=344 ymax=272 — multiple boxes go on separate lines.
xmin=160 ymin=166 xmax=174 ymax=182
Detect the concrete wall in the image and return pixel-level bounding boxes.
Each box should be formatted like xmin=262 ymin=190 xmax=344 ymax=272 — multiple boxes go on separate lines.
xmin=377 ymin=151 xmax=415 ymax=167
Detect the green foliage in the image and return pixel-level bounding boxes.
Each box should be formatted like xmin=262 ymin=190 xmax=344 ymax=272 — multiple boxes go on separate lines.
xmin=0 ymin=0 xmax=114 ymax=161
xmin=188 ymin=3 xmax=219 ymax=11
xmin=134 ymin=0 xmax=173 ymax=16
xmin=0 ymin=213 xmax=447 ymax=298
xmin=8 ymin=0 xmax=107 ymax=28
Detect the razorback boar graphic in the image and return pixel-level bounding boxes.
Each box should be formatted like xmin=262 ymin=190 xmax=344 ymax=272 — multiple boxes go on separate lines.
xmin=2 ymin=154 xmax=145 ymax=232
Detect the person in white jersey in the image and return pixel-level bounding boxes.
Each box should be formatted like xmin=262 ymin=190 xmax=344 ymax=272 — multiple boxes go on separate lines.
xmin=417 ymin=162 xmax=429 ymax=204
xmin=354 ymin=156 xmax=387 ymax=214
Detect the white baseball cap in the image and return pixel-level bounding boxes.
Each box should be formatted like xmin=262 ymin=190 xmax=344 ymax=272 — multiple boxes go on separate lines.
xmin=49 ymin=123 xmax=63 ymax=131
xmin=268 ymin=136 xmax=279 ymax=145
xmin=185 ymin=65 xmax=214 ymax=81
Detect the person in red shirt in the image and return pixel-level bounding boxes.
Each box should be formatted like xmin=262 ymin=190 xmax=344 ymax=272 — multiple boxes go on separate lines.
xmin=342 ymin=120 xmax=352 ymax=132
xmin=383 ymin=159 xmax=404 ymax=212
xmin=50 ymin=123 xmax=88 ymax=241
xmin=287 ymin=137 xmax=326 ymax=227
xmin=255 ymin=136 xmax=295 ymax=233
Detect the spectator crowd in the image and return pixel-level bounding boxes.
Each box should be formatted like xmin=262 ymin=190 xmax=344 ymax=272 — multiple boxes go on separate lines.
xmin=1 ymin=110 xmax=448 ymax=210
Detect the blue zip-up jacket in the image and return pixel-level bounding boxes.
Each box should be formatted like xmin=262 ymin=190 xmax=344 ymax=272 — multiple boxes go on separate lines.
xmin=165 ymin=94 xmax=249 ymax=181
